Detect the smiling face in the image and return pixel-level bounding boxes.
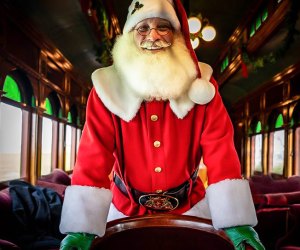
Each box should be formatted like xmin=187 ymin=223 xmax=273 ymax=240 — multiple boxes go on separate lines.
xmin=133 ymin=17 xmax=174 ymax=52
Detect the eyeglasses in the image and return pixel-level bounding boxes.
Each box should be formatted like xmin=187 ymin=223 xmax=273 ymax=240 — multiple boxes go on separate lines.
xmin=135 ymin=26 xmax=172 ymax=36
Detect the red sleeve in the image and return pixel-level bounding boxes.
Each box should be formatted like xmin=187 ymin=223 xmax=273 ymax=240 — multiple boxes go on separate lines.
xmin=71 ymin=88 xmax=115 ymax=188
xmin=200 ymin=78 xmax=242 ymax=185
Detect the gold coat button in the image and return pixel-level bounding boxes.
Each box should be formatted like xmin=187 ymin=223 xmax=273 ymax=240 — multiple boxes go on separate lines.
xmin=154 ymin=167 xmax=162 ymax=173
xmin=153 ymin=140 xmax=161 ymax=147
xmin=151 ymin=115 xmax=158 ymax=121
xmin=156 ymin=189 xmax=163 ymax=194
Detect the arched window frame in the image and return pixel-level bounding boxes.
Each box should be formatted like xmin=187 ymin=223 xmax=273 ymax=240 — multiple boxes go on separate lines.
xmin=0 ymin=72 xmax=35 ymax=182
xmin=1 ymin=70 xmax=35 ymax=110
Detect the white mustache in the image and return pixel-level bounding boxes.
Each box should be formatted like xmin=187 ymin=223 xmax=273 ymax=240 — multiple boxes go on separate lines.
xmin=140 ymin=40 xmax=171 ymax=50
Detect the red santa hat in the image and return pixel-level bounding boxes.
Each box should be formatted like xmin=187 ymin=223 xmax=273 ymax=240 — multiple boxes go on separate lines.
xmin=123 ymin=0 xmax=215 ymax=105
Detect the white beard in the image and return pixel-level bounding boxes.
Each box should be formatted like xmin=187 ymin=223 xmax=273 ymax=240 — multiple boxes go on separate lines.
xmin=112 ymin=32 xmax=197 ymax=100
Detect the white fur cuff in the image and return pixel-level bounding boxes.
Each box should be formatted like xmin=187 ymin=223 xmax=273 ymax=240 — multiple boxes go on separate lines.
xmin=59 ymin=185 xmax=112 ymax=237
xmin=206 ymin=179 xmax=257 ymax=229
xmin=183 ymin=197 xmax=211 ymax=219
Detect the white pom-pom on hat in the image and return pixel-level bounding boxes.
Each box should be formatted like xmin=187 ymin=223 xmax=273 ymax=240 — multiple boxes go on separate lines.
xmin=188 ymin=78 xmax=215 ymax=105
xmin=188 ymin=62 xmax=215 ymax=105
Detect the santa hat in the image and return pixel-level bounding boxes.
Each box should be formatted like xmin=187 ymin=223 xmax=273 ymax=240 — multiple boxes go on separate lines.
xmin=123 ymin=0 xmax=215 ymax=105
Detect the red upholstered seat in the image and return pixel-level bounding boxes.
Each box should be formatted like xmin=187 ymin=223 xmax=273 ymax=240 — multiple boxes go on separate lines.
xmin=91 ymin=214 xmax=238 ymax=250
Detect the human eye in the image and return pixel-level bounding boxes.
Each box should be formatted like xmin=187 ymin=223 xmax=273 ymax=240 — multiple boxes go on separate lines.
xmin=157 ymin=25 xmax=171 ymax=32
xmin=137 ymin=25 xmax=149 ymax=34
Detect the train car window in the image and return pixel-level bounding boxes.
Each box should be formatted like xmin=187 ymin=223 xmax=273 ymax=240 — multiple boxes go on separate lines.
xmin=0 ymin=75 xmax=23 ymax=181
xmin=0 ymin=103 xmax=22 ymax=181
xmin=250 ymin=120 xmax=263 ymax=174
xmin=41 ymin=117 xmax=53 ymax=175
xmin=42 ymin=97 xmax=54 ymax=177
xmin=65 ymin=110 xmax=79 ymax=171
xmin=41 ymin=96 xmax=56 ymax=176
xmin=269 ymin=113 xmax=285 ymax=175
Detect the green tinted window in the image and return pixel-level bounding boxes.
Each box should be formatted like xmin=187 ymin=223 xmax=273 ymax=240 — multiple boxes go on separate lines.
xmin=67 ymin=112 xmax=72 ymax=123
xmin=255 ymin=16 xmax=262 ymax=30
xmin=58 ymin=108 xmax=63 ymax=119
xmin=256 ymin=121 xmax=262 ymax=133
xmin=220 ymin=56 xmax=229 ymax=73
xmin=291 ymin=117 xmax=295 ymax=127
xmin=3 ymin=75 xmax=21 ymax=102
xmin=44 ymin=98 xmax=53 ymax=115
xmin=275 ymin=114 xmax=284 ymax=128
xmin=31 ymin=96 xmax=36 ymax=107
xmin=250 ymin=23 xmax=255 ymax=37
xmin=262 ymin=9 xmax=268 ymax=22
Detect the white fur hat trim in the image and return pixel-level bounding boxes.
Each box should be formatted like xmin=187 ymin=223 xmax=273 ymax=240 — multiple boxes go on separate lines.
xmin=123 ymin=0 xmax=181 ymax=33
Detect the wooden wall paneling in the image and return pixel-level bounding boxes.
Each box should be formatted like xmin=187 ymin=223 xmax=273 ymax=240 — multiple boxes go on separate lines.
xmin=288 ymin=102 xmax=297 ymax=176
xmin=27 ymin=76 xmax=39 ymax=107
xmin=34 ymin=107 xmax=45 ymax=180
xmin=262 ymin=132 xmax=269 ymax=175
xmin=290 ymin=73 xmax=300 ymax=97
xmin=21 ymin=109 xmax=31 ymax=181
xmin=70 ymin=78 xmax=82 ymax=103
xmin=29 ymin=109 xmax=38 ymax=184
xmin=58 ymin=122 xmax=65 ymax=170
xmin=249 ymin=95 xmax=261 ymax=116
xmin=234 ymin=119 xmax=245 ymax=174
xmin=287 ymin=125 xmax=294 ymax=176
xmin=46 ymin=58 xmax=65 ymax=91
xmin=265 ymin=83 xmax=284 ymax=108
xmin=283 ymin=105 xmax=290 ymax=177
xmin=51 ymin=120 xmax=59 ymax=171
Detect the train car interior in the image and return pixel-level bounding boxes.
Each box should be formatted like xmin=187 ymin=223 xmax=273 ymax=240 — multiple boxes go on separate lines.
xmin=0 ymin=0 xmax=300 ymax=249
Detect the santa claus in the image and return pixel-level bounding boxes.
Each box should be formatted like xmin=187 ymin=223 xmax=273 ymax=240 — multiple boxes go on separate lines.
xmin=59 ymin=0 xmax=264 ymax=249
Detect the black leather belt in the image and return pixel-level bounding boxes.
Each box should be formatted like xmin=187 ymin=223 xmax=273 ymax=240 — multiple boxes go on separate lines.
xmin=113 ymin=169 xmax=198 ymax=211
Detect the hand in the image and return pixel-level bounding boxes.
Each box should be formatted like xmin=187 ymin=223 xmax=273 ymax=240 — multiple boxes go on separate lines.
xmin=224 ymin=226 xmax=265 ymax=250
xmin=60 ymin=233 xmax=95 ymax=250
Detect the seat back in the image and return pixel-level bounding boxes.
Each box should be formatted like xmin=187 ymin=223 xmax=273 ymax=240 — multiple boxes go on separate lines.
xmin=91 ymin=214 xmax=235 ymax=250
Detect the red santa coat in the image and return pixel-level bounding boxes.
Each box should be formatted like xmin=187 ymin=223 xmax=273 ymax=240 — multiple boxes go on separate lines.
xmin=60 ymin=62 xmax=257 ymax=237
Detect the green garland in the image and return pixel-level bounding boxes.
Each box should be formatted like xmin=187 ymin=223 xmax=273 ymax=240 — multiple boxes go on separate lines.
xmin=242 ymin=0 xmax=300 ymax=72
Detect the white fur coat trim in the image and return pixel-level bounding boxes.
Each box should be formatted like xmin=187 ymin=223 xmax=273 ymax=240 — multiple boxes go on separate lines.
xmin=206 ymin=179 xmax=257 ymax=229
xmin=92 ymin=62 xmax=214 ymax=121
xmin=59 ymin=185 xmax=112 ymax=237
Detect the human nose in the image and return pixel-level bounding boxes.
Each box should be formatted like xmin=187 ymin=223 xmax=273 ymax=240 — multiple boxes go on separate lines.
xmin=147 ymin=28 xmax=162 ymax=40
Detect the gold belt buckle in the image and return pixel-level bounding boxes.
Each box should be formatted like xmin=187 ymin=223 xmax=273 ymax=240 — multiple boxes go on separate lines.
xmin=138 ymin=193 xmax=179 ymax=211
